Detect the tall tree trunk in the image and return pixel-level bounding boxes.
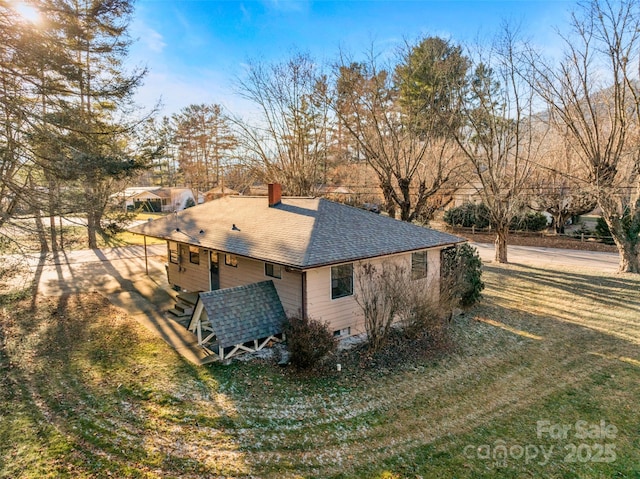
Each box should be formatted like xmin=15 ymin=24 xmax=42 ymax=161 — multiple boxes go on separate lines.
xmin=86 ymin=197 xmax=100 ymax=249
xmin=87 ymin=213 xmax=98 ymax=249
xmin=554 ymin=212 xmax=570 ymax=235
xmin=34 ymin=208 xmax=49 ymax=253
xmin=380 ymin=179 xmax=396 ymax=219
xmin=47 ymin=178 xmax=59 ymax=252
xmin=494 ymin=228 xmax=508 ymax=263
xmin=611 ymin=235 xmax=640 ymax=273
xmin=600 ymin=198 xmax=640 ymax=273
xmin=616 ymin=243 xmax=640 ymax=273
xmin=398 ymin=178 xmax=411 ymax=221
xmin=28 ymin=176 xmax=49 ymax=252
xmin=59 ymin=214 xmax=64 ymax=250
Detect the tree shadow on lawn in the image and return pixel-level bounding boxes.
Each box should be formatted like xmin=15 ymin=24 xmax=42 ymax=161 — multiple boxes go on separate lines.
xmin=484 ymin=262 xmax=640 ymax=310
xmin=203 ymin=298 xmax=640 ymax=479
xmin=0 ymin=291 xmax=247 ymax=478
xmin=482 ymin=263 xmax=640 ymax=344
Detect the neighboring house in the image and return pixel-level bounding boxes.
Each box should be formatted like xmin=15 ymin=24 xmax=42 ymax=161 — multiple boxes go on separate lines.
xmin=129 ymin=184 xmax=464 ymax=360
xmin=203 ymin=186 xmax=239 ymax=202
xmin=117 ymin=187 xmax=198 ymax=212
xmin=316 ymin=185 xmax=355 ymax=204
xmin=450 ymin=179 xmax=484 ymax=208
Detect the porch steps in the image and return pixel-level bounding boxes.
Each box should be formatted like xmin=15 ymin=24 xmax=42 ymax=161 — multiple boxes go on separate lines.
xmin=168 ymin=291 xmax=199 ymax=319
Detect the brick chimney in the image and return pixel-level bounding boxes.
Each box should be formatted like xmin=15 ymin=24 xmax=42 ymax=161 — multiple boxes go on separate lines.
xmin=268 ymin=183 xmax=282 ymax=207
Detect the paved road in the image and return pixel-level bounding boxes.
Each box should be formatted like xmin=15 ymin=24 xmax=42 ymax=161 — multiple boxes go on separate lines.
xmin=472 ymin=242 xmax=620 ymax=273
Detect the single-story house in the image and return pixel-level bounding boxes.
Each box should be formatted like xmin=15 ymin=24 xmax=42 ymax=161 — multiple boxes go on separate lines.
xmin=116 ymin=187 xmax=199 ymax=212
xmin=316 ymin=185 xmax=355 ymax=204
xmin=129 ymin=184 xmax=464 ymax=360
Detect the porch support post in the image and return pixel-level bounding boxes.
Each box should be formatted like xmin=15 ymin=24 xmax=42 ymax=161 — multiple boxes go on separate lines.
xmin=143 ymin=235 xmax=149 ymax=275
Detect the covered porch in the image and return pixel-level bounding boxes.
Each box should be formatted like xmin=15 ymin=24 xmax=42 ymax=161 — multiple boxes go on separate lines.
xmin=187 ymin=280 xmax=286 ymax=361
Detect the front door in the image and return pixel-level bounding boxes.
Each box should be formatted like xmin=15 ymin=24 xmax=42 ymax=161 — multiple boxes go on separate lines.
xmin=210 ymin=251 xmax=220 ymax=290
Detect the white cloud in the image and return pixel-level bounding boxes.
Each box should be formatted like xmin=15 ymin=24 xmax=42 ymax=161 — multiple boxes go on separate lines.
xmin=143 ymin=28 xmax=166 ymax=53
xmin=131 ymin=18 xmax=166 ymax=53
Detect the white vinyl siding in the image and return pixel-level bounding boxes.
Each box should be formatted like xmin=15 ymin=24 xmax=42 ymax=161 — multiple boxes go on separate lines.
xmin=220 ymin=257 xmax=302 ymax=317
xmin=166 ymin=243 xmax=209 ymax=292
xmin=164 ymin=241 xmax=445 ymax=333
xmin=305 ymin=249 xmax=443 ymax=337
xmin=306 ymin=266 xmax=364 ymax=335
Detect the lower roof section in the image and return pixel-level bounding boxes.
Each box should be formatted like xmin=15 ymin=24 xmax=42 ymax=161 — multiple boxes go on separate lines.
xmin=195 ymin=280 xmax=286 ymax=350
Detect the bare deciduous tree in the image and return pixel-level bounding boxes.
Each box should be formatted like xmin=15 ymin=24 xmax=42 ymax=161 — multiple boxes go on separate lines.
xmin=454 ymin=27 xmax=543 ymax=263
xmin=234 ymin=53 xmax=330 ymax=196
xmin=355 ymin=259 xmax=453 ymax=350
xmin=354 ymin=262 xmax=405 ymax=351
xmin=333 ymin=40 xmax=467 ymax=222
xmin=529 ymin=0 xmax=640 ymax=272
xmin=528 ymin=124 xmax=596 ymax=233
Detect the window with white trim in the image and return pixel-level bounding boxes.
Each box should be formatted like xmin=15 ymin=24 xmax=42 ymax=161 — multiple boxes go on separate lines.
xmin=225 ymin=254 xmax=238 ymax=267
xmin=265 ymin=263 xmax=282 ymax=279
xmin=169 ymin=242 xmax=179 ymax=264
xmin=331 ymin=263 xmax=353 ymax=299
xmin=411 ymin=250 xmax=428 ymax=280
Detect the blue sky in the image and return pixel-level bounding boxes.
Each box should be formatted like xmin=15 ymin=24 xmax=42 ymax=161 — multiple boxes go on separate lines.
xmin=129 ymin=0 xmax=574 ymax=117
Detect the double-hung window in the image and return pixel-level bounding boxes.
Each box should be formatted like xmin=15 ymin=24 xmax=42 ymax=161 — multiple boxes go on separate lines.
xmin=189 ymin=246 xmax=200 ymax=264
xmin=331 ymin=263 xmax=353 ymax=299
xmin=411 ymin=251 xmax=428 ymax=280
xmin=265 ymin=263 xmax=282 ymax=279
xmin=169 ymin=242 xmax=179 ymax=264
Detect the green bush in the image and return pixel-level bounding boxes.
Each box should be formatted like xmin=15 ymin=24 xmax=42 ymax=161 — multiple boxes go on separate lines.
xmin=282 ymin=316 xmax=337 ymax=369
xmin=595 ymin=208 xmax=640 ymax=245
xmin=441 ymin=243 xmax=484 ymax=308
xmin=443 ymin=203 xmax=490 ymax=228
xmin=595 ymin=217 xmax=616 ymax=244
xmin=444 ymin=204 xmax=548 ymax=232
xmin=572 ymin=222 xmax=592 ymax=239
xmin=102 ymin=209 xmax=137 ymax=235
xmin=510 ymin=211 xmax=549 ymax=232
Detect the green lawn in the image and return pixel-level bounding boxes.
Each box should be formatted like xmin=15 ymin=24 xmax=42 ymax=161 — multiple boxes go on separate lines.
xmin=1 ymin=263 xmax=639 ymax=478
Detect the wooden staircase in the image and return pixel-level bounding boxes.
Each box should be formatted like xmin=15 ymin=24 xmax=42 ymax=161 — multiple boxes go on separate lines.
xmin=168 ymin=292 xmax=199 ymax=322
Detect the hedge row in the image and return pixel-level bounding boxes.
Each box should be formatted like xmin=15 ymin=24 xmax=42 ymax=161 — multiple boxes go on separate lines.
xmin=443 ymin=203 xmax=549 ymax=232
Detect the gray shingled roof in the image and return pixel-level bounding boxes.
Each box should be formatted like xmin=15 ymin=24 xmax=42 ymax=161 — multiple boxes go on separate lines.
xmin=129 ymin=196 xmax=464 ymax=269
xmin=197 ymin=281 xmax=285 ymax=349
